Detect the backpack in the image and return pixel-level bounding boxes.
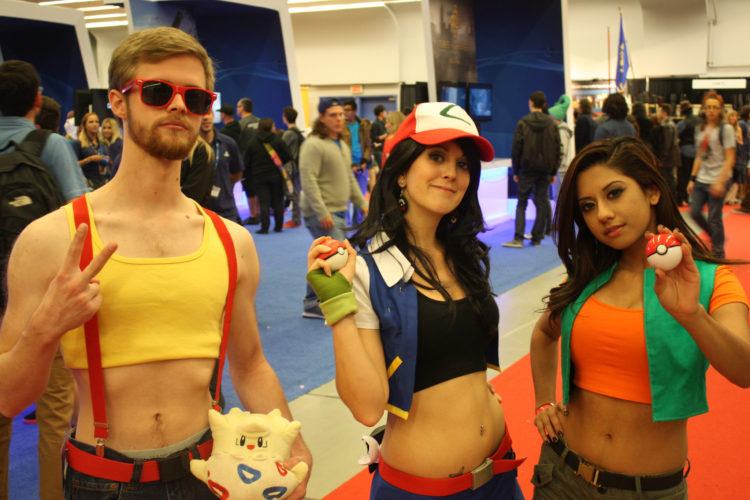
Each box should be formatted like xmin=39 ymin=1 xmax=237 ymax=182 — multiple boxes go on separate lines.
xmin=291 ymin=128 xmax=305 ymax=164
xmin=520 ymin=119 xmax=559 ymax=173
xmin=0 ymin=129 xmax=63 ymax=261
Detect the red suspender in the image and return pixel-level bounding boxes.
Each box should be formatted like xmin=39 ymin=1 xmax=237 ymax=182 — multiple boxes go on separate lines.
xmin=69 ymin=196 xmax=238 ymax=455
xmin=71 ymin=195 xmax=108 ymax=456
xmin=203 ymin=209 xmax=238 ymax=411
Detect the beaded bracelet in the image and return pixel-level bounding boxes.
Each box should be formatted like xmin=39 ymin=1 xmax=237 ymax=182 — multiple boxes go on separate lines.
xmin=535 ymin=402 xmax=555 ymax=416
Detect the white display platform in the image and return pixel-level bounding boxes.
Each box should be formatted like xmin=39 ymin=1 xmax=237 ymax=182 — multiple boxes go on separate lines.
xmin=479 ymin=158 xmax=512 ymax=227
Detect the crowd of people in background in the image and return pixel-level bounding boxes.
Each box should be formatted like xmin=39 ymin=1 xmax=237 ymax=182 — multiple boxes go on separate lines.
xmin=501 ymin=87 xmax=750 ymax=257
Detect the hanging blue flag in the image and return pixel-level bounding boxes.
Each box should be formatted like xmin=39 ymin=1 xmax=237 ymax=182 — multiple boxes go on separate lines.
xmin=615 ymin=13 xmax=630 ymax=93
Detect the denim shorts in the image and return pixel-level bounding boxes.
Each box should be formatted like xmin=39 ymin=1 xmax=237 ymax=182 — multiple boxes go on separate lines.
xmin=63 ymin=431 xmax=215 ymax=500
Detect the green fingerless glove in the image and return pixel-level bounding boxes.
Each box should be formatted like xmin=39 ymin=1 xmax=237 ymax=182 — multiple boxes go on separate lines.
xmin=320 ymin=291 xmax=358 ymax=325
xmin=306 ymin=269 xmax=352 ymax=302
xmin=306 ymin=269 xmax=358 ymax=325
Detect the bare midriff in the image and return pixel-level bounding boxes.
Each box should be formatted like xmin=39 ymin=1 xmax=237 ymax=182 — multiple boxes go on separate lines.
xmin=562 ymin=387 xmax=687 ymax=475
xmin=72 ymin=358 xmax=215 ymax=450
xmin=380 ymin=371 xmax=505 ymax=478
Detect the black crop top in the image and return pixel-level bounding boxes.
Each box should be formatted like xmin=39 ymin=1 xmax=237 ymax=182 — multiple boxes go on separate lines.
xmin=413 ymin=292 xmax=499 ymax=392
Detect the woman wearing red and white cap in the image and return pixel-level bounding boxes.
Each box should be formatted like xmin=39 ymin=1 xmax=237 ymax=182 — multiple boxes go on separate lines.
xmin=306 ymin=103 xmax=525 ymax=498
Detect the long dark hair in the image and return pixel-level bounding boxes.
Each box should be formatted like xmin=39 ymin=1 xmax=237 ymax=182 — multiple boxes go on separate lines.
xmin=547 ymin=137 xmax=728 ymax=322
xmin=350 ymin=138 xmax=494 ymax=326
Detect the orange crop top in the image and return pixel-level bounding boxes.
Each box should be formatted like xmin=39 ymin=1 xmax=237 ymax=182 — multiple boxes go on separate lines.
xmin=571 ymin=266 xmax=748 ymax=403
xmin=59 ymin=195 xmax=230 ymax=369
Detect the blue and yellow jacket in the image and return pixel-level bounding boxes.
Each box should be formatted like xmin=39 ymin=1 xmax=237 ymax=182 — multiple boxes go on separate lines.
xmin=359 ymin=234 xmax=499 ymax=420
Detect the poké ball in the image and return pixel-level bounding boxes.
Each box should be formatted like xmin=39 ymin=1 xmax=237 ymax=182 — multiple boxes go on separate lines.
xmin=319 ymin=239 xmax=348 ymax=272
xmin=645 ymin=233 xmax=683 ymax=271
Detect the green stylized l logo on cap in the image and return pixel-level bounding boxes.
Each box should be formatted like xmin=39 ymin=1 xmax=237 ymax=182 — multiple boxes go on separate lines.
xmin=439 ymin=104 xmax=472 ymax=127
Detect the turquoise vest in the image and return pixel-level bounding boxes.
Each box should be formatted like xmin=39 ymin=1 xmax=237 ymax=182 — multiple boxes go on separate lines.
xmin=560 ymin=261 xmax=716 ymax=422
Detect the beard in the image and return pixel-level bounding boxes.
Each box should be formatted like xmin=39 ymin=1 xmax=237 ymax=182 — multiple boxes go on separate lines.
xmin=126 ymin=108 xmax=198 ymax=161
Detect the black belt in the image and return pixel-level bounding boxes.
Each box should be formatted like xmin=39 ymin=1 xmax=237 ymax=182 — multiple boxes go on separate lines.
xmin=549 ymin=440 xmax=685 ymax=492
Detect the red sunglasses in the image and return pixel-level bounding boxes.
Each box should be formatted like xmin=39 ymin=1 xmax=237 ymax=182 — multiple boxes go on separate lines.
xmin=121 ymin=79 xmax=216 ymax=115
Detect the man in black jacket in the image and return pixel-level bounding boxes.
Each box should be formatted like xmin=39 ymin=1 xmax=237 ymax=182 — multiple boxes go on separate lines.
xmin=218 ymin=104 xmax=241 ymax=145
xmin=503 ymin=91 xmax=561 ymax=248
xmin=244 ymin=118 xmax=291 ymax=233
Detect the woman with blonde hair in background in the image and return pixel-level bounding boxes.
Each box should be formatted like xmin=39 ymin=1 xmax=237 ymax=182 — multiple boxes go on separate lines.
xmin=101 ymin=117 xmax=124 ymax=176
xmin=180 ymin=135 xmax=215 ymax=206
xmin=72 ymin=111 xmax=110 ymax=188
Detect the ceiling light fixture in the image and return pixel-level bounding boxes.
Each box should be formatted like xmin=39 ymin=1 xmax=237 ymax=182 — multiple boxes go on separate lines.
xmin=40 ymin=0 xmax=97 ymax=5
xmin=289 ymin=1 xmax=385 ymax=13
xmin=78 ymin=5 xmax=120 ymax=11
xmin=84 ymin=13 xmax=127 ymax=20
xmin=86 ymin=20 xmax=129 ymax=29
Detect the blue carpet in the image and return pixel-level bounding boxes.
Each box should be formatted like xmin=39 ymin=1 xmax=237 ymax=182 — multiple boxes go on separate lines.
xmin=9 ymin=215 xmax=561 ymax=498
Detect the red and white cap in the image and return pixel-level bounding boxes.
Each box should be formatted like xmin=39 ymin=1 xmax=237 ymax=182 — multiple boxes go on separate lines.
xmin=383 ymin=102 xmax=495 ymax=163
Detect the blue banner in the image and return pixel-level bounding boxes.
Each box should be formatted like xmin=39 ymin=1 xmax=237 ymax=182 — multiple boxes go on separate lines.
xmin=615 ymin=14 xmax=629 ymax=93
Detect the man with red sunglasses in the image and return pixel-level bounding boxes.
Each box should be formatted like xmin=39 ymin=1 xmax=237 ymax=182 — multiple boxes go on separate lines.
xmin=0 ymin=27 xmax=311 ymax=498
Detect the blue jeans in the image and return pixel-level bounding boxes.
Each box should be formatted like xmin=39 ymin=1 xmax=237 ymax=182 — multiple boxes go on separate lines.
xmin=63 ymin=435 xmax=214 ymax=499
xmin=370 ymin=467 xmax=524 ymax=499
xmin=689 ymin=181 xmax=725 ymax=258
xmin=303 ymin=211 xmax=347 ymax=310
xmin=350 ymin=167 xmax=370 ymax=225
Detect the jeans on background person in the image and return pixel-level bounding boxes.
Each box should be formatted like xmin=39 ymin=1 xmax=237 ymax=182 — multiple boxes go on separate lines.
xmin=255 ymin=176 xmax=285 ymax=232
xmin=514 ymin=172 xmax=551 ymax=243
xmin=689 ymin=181 xmax=726 ymax=258
xmin=303 ymin=211 xmax=347 ymax=313
xmin=677 ymin=155 xmax=694 ymax=205
xmin=0 ymin=350 xmax=74 ymax=500
xmin=350 ymin=166 xmax=370 ymax=226
xmin=284 ymin=163 xmax=302 ymax=225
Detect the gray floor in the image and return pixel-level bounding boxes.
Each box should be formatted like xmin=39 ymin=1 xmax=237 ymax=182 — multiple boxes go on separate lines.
xmin=292 ymin=266 xmax=565 ymax=499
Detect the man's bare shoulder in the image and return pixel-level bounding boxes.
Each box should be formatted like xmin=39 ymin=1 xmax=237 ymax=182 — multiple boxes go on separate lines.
xmin=220 ymin=220 xmax=259 ymax=285
xmin=13 ymin=208 xmax=72 ymax=267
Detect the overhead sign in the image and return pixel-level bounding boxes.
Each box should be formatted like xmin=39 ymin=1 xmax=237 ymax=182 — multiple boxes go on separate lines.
xmin=692 ymin=79 xmax=747 ymax=90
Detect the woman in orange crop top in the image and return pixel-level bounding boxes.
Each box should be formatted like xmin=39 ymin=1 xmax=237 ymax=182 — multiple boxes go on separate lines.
xmin=529 ymin=137 xmax=750 ymax=499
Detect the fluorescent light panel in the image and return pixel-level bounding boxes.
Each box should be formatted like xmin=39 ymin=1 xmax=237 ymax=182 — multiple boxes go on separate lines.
xmin=86 ymin=20 xmax=129 ymax=28
xmin=290 ymin=1 xmax=385 ymax=13
xmin=40 ymin=0 xmax=97 ymax=5
xmin=289 ymin=0 xmax=419 ymax=12
xmin=79 ymin=5 xmax=120 ymax=11
xmin=84 ymin=12 xmax=127 ymax=19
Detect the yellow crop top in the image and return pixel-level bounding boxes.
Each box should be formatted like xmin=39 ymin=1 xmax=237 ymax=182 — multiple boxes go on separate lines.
xmin=60 ymin=195 xmax=229 ymax=369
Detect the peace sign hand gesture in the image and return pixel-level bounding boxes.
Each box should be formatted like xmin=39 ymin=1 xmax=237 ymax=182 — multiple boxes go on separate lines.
xmin=27 ymin=224 xmax=117 ymax=343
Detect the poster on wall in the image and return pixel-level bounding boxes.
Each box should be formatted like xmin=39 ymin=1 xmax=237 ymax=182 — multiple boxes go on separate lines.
xmin=429 ymin=0 xmax=477 ymax=84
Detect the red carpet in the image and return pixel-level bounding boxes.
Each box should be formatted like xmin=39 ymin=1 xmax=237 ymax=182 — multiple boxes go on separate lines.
xmin=325 ymin=210 xmax=750 ymax=499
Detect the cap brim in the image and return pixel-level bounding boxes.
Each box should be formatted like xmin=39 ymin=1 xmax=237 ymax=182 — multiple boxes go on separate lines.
xmin=411 ymin=129 xmax=495 ymax=162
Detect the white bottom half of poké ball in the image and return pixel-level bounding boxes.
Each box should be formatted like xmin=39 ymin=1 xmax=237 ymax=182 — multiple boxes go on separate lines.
xmin=647 ymin=245 xmax=683 ymax=271
xmin=324 ymin=247 xmax=348 ymax=272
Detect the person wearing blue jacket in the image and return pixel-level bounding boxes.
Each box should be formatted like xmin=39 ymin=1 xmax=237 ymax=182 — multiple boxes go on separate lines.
xmin=306 ymin=102 xmax=525 ymax=499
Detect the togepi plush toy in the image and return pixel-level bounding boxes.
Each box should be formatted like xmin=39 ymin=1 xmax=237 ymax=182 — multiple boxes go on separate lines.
xmin=190 ymin=408 xmax=308 ymax=499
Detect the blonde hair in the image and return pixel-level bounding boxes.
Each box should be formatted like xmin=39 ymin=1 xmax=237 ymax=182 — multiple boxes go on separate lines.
xmin=109 ymin=27 xmax=215 ymax=92
xmin=386 ymin=110 xmax=406 ymax=132
xmin=78 ymin=112 xmax=102 ymax=149
xmin=189 ymin=136 xmax=214 ymax=166
xmin=101 ymin=117 xmax=121 ymax=145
